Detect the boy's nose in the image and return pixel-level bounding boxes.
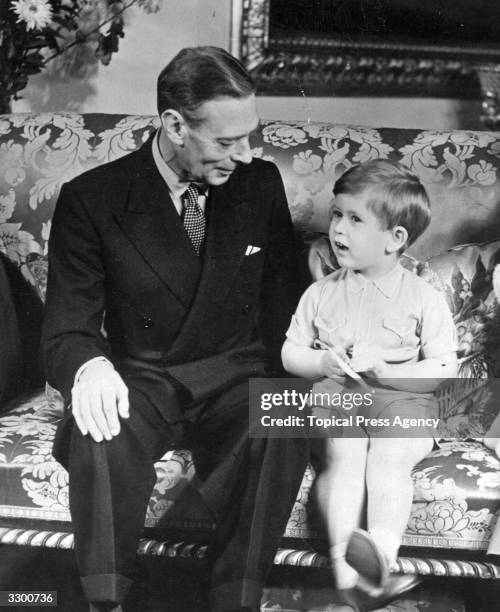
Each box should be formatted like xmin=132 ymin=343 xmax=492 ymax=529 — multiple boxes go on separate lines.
xmin=333 ymin=217 xmax=345 ymax=233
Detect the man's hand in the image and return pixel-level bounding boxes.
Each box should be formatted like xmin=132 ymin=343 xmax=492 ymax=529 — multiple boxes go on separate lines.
xmin=71 ymin=360 xmax=129 ymax=442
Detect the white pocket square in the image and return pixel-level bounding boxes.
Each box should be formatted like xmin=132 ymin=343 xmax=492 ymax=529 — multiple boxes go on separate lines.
xmin=245 ymin=245 xmax=261 ymax=255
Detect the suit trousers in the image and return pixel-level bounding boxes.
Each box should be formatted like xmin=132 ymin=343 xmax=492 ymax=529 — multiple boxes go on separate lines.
xmin=54 ymin=378 xmax=309 ymax=611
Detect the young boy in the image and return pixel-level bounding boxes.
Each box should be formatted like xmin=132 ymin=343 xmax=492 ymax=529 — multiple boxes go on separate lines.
xmin=282 ymin=159 xmax=458 ymax=609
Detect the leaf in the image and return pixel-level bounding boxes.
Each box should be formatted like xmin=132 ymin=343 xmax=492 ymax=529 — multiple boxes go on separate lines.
xmin=25 ymin=66 xmax=44 ymax=76
xmin=26 ymin=40 xmax=49 ymax=50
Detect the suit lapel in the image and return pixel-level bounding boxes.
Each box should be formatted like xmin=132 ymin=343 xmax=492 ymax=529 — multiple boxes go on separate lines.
xmin=201 ymin=175 xmax=250 ymax=298
xmin=113 ymin=141 xmax=201 ymax=308
xmin=166 ymin=170 xmax=251 ymax=356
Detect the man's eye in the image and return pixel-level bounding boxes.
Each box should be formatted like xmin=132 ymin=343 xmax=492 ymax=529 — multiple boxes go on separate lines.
xmin=351 ymin=215 xmax=361 ymax=222
xmin=218 ymin=141 xmax=233 ymax=148
xmin=332 ymin=210 xmax=341 ymax=218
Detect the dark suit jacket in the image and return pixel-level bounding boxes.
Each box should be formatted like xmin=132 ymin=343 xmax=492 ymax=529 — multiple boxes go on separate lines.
xmin=41 ymin=136 xmax=299 ymax=423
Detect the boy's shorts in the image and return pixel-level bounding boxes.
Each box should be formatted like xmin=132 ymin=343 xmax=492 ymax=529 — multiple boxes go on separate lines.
xmin=310 ymin=377 xmax=437 ymax=439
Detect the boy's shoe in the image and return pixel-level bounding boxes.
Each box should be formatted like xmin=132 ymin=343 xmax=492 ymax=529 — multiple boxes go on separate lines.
xmin=345 ymin=528 xmax=389 ymax=586
xmin=338 ymin=574 xmax=421 ymax=612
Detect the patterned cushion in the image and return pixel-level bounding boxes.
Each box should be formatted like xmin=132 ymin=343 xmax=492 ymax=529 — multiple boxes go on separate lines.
xmin=1 ymin=389 xmax=499 ymax=552
xmin=424 ymin=241 xmax=500 ymax=362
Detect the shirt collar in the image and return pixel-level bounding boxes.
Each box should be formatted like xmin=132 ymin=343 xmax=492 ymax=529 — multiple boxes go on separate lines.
xmin=346 ymin=263 xmax=404 ymax=298
xmin=152 ymin=130 xmax=208 ymax=198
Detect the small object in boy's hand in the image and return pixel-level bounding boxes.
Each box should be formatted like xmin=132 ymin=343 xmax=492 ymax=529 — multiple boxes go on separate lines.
xmin=328 ymin=349 xmax=372 ymax=391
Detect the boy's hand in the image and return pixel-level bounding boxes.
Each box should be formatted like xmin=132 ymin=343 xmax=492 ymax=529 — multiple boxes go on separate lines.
xmin=351 ymin=353 xmax=391 ymax=380
xmin=320 ymin=343 xmax=351 ymax=380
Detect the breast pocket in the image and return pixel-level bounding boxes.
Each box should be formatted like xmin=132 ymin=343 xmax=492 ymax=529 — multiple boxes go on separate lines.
xmin=382 ymin=316 xmax=417 ymax=348
xmin=314 ymin=316 xmax=348 ymax=348
xmin=241 ymin=250 xmax=264 ymax=270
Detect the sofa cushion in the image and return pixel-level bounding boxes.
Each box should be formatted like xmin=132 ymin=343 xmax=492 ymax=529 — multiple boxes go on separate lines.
xmin=423 ymin=240 xmax=500 ymax=364
xmin=0 ymin=390 xmax=214 ymax=533
xmin=1 ymin=389 xmax=499 ymax=553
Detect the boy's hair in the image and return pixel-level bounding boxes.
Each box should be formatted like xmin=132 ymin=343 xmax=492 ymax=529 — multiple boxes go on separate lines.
xmin=157 ymin=46 xmax=256 ymax=124
xmin=333 ymin=159 xmax=431 ymax=249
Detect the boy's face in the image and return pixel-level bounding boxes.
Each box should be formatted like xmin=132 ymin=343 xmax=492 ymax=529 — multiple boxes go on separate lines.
xmin=329 ymin=191 xmax=399 ymax=279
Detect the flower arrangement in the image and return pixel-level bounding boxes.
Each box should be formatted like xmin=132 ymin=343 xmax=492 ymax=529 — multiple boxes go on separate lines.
xmin=0 ymin=0 xmax=163 ymax=113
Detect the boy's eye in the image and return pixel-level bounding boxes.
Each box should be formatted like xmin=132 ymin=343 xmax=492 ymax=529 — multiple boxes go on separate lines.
xmin=351 ymin=214 xmax=361 ymax=223
xmin=332 ymin=209 xmax=342 ymax=218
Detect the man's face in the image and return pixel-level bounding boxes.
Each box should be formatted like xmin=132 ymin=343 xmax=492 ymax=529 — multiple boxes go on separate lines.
xmin=175 ymin=95 xmax=259 ymax=186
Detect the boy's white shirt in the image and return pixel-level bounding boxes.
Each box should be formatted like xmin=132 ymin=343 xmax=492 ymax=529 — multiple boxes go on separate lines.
xmin=286 ymin=263 xmax=458 ymax=366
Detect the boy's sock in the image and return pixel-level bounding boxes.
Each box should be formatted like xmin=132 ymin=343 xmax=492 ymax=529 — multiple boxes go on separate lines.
xmin=330 ymin=542 xmax=359 ymax=590
xmin=369 ymin=527 xmax=400 ymax=571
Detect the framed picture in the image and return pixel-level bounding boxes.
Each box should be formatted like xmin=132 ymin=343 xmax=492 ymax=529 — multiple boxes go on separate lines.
xmin=236 ymin=0 xmax=500 ymax=97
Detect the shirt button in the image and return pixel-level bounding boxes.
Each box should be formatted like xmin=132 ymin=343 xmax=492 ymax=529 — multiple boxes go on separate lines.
xmin=142 ymin=316 xmax=154 ymax=328
xmin=243 ymin=304 xmax=251 ymax=313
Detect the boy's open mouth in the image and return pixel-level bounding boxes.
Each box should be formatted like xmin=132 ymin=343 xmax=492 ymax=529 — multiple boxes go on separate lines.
xmin=334 ymin=240 xmax=348 ymax=251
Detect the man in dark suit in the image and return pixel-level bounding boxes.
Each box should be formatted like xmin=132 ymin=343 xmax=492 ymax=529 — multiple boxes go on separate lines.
xmin=42 ymin=46 xmax=309 ymax=612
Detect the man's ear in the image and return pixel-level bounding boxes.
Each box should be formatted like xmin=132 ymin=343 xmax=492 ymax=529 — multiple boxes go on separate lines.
xmin=386 ymin=225 xmax=408 ymax=253
xmin=160 ymin=109 xmax=186 ymax=146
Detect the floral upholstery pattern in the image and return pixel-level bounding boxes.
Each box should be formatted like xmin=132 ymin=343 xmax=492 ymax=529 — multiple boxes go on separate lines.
xmin=1 ymin=114 xmax=500 ymax=558
xmin=2 ymin=115 xmax=500 ymax=279
xmin=1 ymin=391 xmax=499 ymax=552
xmin=0 ymin=390 xmax=213 ymax=531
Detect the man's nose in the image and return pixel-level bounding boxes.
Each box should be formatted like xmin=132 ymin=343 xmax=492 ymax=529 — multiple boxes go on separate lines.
xmin=232 ymin=137 xmax=253 ymax=165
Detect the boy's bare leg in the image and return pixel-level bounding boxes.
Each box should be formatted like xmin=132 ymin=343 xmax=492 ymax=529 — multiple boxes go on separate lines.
xmin=366 ymin=437 xmax=434 ymax=567
xmin=316 ymin=437 xmax=369 ymax=589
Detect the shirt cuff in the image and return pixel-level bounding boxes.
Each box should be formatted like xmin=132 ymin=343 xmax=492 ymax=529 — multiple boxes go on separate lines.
xmin=74 ymin=356 xmax=112 ymax=385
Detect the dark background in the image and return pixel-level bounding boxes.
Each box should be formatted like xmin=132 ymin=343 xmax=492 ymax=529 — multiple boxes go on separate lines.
xmin=270 ymin=0 xmax=500 ymax=48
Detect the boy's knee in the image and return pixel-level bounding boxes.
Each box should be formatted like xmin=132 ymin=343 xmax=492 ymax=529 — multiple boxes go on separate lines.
xmin=325 ymin=437 xmax=367 ymax=464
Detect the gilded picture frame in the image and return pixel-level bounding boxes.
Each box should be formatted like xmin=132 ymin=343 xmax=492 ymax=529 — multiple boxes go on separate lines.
xmin=235 ymin=0 xmax=500 ymax=98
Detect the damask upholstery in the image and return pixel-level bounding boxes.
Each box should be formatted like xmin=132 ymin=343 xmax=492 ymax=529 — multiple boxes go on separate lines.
xmin=1 ymin=114 xmax=500 ymax=590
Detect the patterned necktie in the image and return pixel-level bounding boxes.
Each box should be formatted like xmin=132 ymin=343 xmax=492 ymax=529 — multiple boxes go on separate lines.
xmin=182 ymin=183 xmax=206 ymax=256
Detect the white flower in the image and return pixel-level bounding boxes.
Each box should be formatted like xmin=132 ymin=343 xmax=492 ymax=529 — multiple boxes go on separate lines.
xmin=11 ymin=0 xmax=53 ymax=31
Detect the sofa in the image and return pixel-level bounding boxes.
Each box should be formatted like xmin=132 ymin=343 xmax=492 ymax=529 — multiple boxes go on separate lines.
xmin=1 ymin=113 xmax=500 ymax=611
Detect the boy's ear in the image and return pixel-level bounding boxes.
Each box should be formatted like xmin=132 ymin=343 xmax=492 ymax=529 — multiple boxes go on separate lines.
xmin=160 ymin=109 xmax=186 ymax=146
xmin=386 ymin=225 xmax=408 ymax=253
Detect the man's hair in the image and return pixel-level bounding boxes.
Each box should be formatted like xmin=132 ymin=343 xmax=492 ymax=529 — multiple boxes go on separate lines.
xmin=333 ymin=159 xmax=431 ymax=248
xmin=157 ymin=46 xmax=256 ymax=122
